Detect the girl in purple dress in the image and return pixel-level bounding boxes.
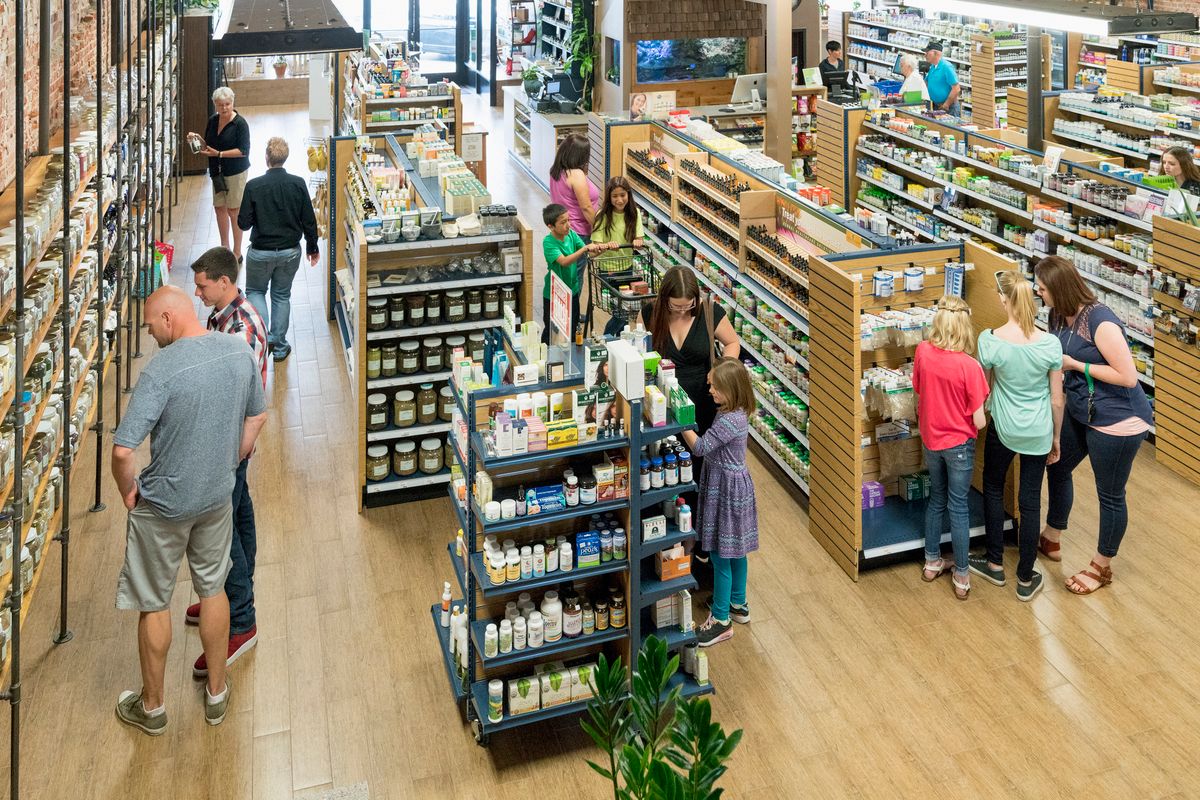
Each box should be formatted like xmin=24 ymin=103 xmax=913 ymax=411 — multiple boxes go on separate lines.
xmin=682 ymin=358 xmax=759 ymax=647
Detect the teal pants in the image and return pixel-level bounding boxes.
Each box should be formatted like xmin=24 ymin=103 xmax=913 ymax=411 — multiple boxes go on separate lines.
xmin=710 ymin=554 xmax=747 ymax=622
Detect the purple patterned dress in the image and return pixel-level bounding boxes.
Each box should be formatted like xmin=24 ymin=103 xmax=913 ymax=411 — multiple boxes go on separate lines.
xmin=690 ymin=410 xmax=759 ymax=559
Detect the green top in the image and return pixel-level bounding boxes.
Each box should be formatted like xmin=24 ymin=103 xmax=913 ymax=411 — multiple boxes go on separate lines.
xmin=977 ymin=329 xmax=1063 ymax=455
xmin=542 ymin=230 xmax=586 ymax=299
xmin=590 ymin=213 xmax=644 ymax=246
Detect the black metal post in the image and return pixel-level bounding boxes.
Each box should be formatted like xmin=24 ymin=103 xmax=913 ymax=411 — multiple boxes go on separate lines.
xmin=1027 ymin=26 xmax=1044 ymax=152
xmin=121 ymin=0 xmax=134 ymax=398
xmin=38 ymin=0 xmax=51 ymax=154
xmin=92 ymin=0 xmax=109 ymax=513
xmin=133 ymin=0 xmax=146 ymax=360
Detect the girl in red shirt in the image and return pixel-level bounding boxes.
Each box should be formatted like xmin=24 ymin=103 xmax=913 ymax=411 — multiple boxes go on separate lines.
xmin=912 ymin=296 xmax=989 ymax=600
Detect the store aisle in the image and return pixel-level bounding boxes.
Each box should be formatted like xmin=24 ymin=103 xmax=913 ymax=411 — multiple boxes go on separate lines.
xmin=3 ymin=101 xmax=1200 ymax=799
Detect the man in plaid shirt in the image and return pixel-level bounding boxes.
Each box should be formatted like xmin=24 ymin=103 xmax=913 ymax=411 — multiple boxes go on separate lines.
xmin=187 ymin=246 xmax=267 ymax=678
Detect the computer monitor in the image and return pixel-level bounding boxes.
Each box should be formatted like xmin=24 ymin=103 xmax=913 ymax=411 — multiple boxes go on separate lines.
xmin=823 ymin=69 xmax=850 ymax=96
xmin=730 ymin=73 xmax=769 ymax=106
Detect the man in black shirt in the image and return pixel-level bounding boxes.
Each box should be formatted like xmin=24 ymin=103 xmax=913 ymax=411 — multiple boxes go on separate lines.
xmin=238 ymin=137 xmax=320 ymax=362
xmin=818 ymin=40 xmax=844 ymax=82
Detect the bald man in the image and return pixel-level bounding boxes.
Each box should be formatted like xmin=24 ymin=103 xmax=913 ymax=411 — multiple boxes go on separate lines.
xmin=111 ymin=286 xmax=268 ymax=735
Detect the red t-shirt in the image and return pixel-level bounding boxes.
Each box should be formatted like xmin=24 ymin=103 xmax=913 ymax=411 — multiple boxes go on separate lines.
xmin=912 ymin=341 xmax=990 ymax=451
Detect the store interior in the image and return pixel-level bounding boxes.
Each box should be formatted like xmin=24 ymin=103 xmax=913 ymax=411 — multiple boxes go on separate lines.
xmin=2 ymin=0 xmax=1200 ymax=797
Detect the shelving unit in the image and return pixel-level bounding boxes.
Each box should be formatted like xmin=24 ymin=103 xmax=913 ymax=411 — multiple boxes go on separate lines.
xmin=325 ymin=133 xmax=534 ymax=508
xmin=539 ymin=0 xmax=575 ymax=62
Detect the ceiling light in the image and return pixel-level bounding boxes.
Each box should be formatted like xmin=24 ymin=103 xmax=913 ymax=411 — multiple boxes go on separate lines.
xmin=905 ymin=0 xmax=1196 ymax=37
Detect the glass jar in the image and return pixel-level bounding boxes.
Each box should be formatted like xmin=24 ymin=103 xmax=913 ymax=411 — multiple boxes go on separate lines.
xmin=388 ymin=296 xmax=406 ymax=327
xmin=417 ymin=383 xmax=438 ymax=424
xmin=438 ymin=385 xmax=455 ymax=421
xmin=425 ymin=292 xmax=443 ymax=325
xmin=380 ymin=344 xmax=398 ymax=377
xmin=444 ymin=335 xmax=466 ymax=365
xmin=610 ymin=595 xmax=626 ymax=628
xmin=398 ymin=341 xmax=420 ymax=374
xmin=444 ymin=290 xmax=466 ymax=322
xmin=466 ymin=289 xmax=483 ymax=320
xmin=366 ymin=445 xmax=390 ymax=482
xmin=366 ymin=346 xmax=382 ymax=379
xmin=367 ymin=298 xmax=388 ymax=331
xmin=419 ymin=437 xmax=444 ymax=474
xmin=443 ymin=437 xmax=456 ymax=470
xmin=500 ymin=286 xmax=517 ymax=314
xmin=483 ymin=288 xmax=501 ymax=319
xmin=421 ymin=337 xmax=443 ymax=372
xmin=392 ymin=440 xmax=417 ymax=476
xmin=393 ymin=390 xmax=416 ymax=428
xmin=468 ymin=332 xmax=486 ymax=362
xmin=366 ymin=393 xmax=388 ymax=431
xmin=406 ymin=293 xmax=426 ymax=327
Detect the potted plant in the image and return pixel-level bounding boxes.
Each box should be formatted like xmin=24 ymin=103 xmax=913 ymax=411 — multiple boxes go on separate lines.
xmin=565 ymin=6 xmax=595 ymax=111
xmin=273 ymin=56 xmax=288 ymax=79
xmin=522 ymin=66 xmax=542 ymax=98
xmin=582 ymin=636 xmax=743 ymax=799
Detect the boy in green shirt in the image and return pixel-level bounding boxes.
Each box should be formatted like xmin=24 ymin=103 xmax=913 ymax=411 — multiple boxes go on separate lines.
xmin=541 ymin=203 xmax=612 ymax=343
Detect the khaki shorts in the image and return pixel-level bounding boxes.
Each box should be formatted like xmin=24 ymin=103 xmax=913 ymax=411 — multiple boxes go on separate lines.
xmin=213 ymin=169 xmax=248 ymax=209
xmin=115 ymin=500 xmax=234 ymax=612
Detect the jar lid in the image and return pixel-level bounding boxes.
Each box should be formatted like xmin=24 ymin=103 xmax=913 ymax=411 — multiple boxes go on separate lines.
xmin=419 ymin=382 xmax=433 ymax=390
xmin=399 ymin=341 xmax=420 ymax=351
xmin=396 ymin=390 xmax=415 ymax=400
xmin=445 ymin=289 xmax=464 ymax=297
xmin=440 ymin=386 xmax=453 ymax=397
xmin=468 ymin=332 xmax=485 ymax=341
xmin=368 ymin=298 xmax=387 ymax=308
xmin=367 ymin=393 xmax=386 ymax=404
xmin=422 ymin=337 xmax=443 ymax=346
xmin=420 ymin=438 xmax=441 ymax=450
xmin=395 ymin=440 xmax=416 ymax=452
xmin=367 ymin=445 xmax=388 ymax=458
xmin=446 ymin=335 xmax=466 ymax=346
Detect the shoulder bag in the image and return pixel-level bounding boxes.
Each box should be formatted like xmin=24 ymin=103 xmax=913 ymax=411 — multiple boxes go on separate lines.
xmin=211 ymin=159 xmax=228 ymax=194
xmin=702 ymin=293 xmax=723 ymax=366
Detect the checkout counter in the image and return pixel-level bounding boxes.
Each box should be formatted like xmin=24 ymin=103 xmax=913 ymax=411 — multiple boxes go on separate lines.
xmin=503 ymin=85 xmax=589 ymax=192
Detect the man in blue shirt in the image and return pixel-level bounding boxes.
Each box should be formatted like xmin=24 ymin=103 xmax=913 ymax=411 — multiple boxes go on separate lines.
xmin=924 ymin=41 xmax=961 ymax=118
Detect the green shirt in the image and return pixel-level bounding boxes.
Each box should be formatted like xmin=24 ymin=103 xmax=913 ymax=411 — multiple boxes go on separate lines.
xmin=590 ymin=213 xmax=644 ymax=246
xmin=977 ymin=329 xmax=1063 ymax=455
xmin=542 ymin=230 xmax=586 ymax=299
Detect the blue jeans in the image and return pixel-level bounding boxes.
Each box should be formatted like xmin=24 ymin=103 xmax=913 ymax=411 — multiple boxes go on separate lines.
xmin=226 ymin=457 xmax=257 ymax=634
xmin=711 ymin=554 xmax=747 ymax=622
xmin=1046 ymin=413 xmax=1146 ymax=558
xmin=924 ymin=439 xmax=976 ymax=575
xmin=245 ymin=246 xmax=302 ymax=348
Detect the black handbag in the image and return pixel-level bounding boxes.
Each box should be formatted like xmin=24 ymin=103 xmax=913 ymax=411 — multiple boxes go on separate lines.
xmin=211 ymin=161 xmax=228 ymax=194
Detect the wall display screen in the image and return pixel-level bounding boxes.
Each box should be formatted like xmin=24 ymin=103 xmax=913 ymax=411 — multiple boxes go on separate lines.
xmin=635 ymin=38 xmax=748 ymax=83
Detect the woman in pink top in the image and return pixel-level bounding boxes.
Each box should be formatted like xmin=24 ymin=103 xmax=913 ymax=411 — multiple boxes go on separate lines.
xmin=548 ymin=133 xmax=600 ymax=237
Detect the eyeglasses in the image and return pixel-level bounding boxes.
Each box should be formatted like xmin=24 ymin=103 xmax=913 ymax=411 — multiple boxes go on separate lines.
xmin=668 ymin=300 xmax=696 ymax=314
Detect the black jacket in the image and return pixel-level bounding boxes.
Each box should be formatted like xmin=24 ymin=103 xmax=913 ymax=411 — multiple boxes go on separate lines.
xmin=237 ymin=168 xmax=319 ymax=255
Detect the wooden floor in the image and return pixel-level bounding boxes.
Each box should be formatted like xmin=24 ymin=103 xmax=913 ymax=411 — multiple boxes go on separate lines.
xmin=3 ymin=99 xmax=1200 ymax=800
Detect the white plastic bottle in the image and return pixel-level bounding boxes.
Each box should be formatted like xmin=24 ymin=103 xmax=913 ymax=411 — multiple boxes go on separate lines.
xmin=541 ymin=591 xmax=563 ymax=642
xmin=559 ymin=542 xmax=574 ymax=572
xmin=528 ymin=612 xmax=545 ymax=648
xmin=499 ymin=619 xmax=513 ymax=653
xmin=440 ymin=581 xmax=452 ymax=627
xmin=513 ymin=616 xmax=527 ymax=650
xmin=484 ymin=623 xmax=499 ymax=658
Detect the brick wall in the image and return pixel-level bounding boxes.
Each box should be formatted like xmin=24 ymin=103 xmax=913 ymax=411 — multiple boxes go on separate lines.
xmin=0 ymin=0 xmax=110 ymax=191
xmin=626 ymin=0 xmax=765 ymax=40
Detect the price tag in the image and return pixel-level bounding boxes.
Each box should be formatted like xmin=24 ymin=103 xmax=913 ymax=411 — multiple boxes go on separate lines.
xmin=549 ymin=270 xmax=572 ymax=341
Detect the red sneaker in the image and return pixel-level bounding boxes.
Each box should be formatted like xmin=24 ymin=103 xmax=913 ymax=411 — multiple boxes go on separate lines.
xmin=193 ymin=626 xmax=258 ymax=678
xmin=185 ymin=603 xmax=200 ymax=626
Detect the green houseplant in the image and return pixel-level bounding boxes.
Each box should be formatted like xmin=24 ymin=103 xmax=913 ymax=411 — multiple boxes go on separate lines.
xmin=565 ymin=1 xmax=595 ymax=110
xmin=582 ymin=636 xmax=743 ymax=800
xmin=522 ymin=66 xmax=543 ymax=97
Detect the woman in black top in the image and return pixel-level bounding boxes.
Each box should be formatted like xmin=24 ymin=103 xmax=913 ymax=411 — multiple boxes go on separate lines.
xmin=1162 ymin=145 xmax=1200 ymax=195
xmin=188 ymin=86 xmax=252 ymax=261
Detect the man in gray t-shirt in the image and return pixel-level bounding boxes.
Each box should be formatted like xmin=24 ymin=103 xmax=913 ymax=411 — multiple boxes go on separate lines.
xmin=111 ymin=286 xmax=267 ymax=735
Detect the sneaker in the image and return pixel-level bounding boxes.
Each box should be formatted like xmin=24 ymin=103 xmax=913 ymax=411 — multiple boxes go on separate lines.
xmin=272 ymin=344 xmax=292 ymax=363
xmin=193 ymin=626 xmax=258 ymax=678
xmin=205 ymin=677 xmax=232 ymax=726
xmin=704 ymin=597 xmax=751 ymax=624
xmin=115 ymin=691 xmax=167 ymax=736
xmin=968 ymin=556 xmax=1006 ymax=587
xmin=1016 ymin=572 xmax=1044 ymax=602
xmin=185 ymin=603 xmax=200 ymax=626
xmin=696 ymin=614 xmax=733 ymax=647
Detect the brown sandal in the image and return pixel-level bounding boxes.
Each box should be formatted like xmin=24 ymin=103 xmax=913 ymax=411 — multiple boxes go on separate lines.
xmin=1065 ymin=561 xmax=1112 ymax=595
xmin=1038 ymin=535 xmax=1062 ymax=562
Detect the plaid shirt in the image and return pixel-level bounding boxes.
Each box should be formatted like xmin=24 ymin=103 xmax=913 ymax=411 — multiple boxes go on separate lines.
xmin=208 ymin=291 xmax=268 ymax=388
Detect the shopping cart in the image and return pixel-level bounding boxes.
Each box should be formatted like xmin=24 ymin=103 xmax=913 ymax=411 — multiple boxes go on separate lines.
xmin=585 ymin=245 xmax=660 ymax=337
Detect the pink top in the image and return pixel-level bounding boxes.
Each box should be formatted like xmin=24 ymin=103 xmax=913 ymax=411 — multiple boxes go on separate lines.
xmin=549 ymin=170 xmax=600 ymax=237
xmin=912 ymin=341 xmax=990 ymax=451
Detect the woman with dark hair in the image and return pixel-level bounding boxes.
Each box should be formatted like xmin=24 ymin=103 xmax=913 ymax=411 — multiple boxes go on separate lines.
xmin=549 ymin=133 xmax=600 ymax=237
xmin=1162 ymin=145 xmax=1200 ymax=194
xmin=591 ymin=176 xmax=645 ymax=249
xmin=1033 ymin=255 xmax=1152 ymax=596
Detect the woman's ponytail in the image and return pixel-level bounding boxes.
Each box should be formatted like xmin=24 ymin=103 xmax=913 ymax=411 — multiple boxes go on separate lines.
xmin=997 ymin=270 xmax=1037 ymax=337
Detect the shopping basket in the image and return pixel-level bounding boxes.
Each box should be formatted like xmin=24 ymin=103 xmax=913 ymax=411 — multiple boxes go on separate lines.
xmin=585 ymin=245 xmax=660 ymax=337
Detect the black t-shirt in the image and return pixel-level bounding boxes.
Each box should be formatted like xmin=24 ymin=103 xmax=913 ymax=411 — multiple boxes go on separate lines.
xmin=204 ymin=112 xmax=252 ymax=177
xmin=641 ymin=302 xmax=726 ymax=433
xmin=819 ymin=58 xmax=845 ymax=81
xmin=1181 ymin=178 xmax=1200 ymax=194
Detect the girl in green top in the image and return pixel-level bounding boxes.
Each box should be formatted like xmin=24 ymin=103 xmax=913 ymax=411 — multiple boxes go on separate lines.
xmin=969 ymin=270 xmax=1065 ymax=601
xmin=591 ymin=176 xmax=645 ymax=248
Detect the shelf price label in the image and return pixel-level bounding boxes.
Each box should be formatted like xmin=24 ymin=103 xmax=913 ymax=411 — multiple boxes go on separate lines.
xmin=550 ymin=269 xmax=572 ymax=342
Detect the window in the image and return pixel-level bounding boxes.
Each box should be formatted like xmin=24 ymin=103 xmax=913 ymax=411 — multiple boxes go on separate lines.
xmin=635 ymin=38 xmax=748 ymax=84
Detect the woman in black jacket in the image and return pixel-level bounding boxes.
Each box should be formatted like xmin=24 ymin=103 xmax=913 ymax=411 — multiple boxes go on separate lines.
xmin=188 ymin=86 xmax=252 ymax=261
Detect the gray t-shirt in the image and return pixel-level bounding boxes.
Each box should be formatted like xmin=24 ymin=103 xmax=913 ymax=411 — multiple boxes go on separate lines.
xmin=115 ymin=332 xmax=266 ymax=520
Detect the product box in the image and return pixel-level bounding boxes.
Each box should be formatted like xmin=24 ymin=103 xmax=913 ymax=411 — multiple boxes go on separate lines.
xmin=572 ymin=388 xmax=595 ymax=423
xmin=862 ymin=481 xmax=885 ymax=509
xmin=507 ymin=675 xmax=541 ymax=716
xmin=594 ymin=386 xmax=616 ymax=432
xmin=657 ymin=359 xmax=676 ymax=391
xmin=606 ymin=339 xmax=646 ymax=399
xmin=593 ymin=462 xmax=616 ymax=502
xmin=642 ymin=350 xmax=662 ymax=379
xmin=547 ymin=418 xmax=579 ymax=450
xmin=576 ymin=530 xmax=602 ymax=568
xmin=677 ymin=589 xmax=693 ymax=632
xmin=534 ymin=660 xmax=566 ymax=676
xmin=539 ymin=667 xmax=573 ymax=708
xmin=570 ymin=663 xmax=598 ymax=701
xmin=500 ymin=246 xmax=522 ymax=275
xmin=655 ymin=544 xmax=692 ymax=581
xmin=513 ymin=363 xmax=539 ymax=386
xmin=584 ymin=340 xmax=609 ymax=388
xmin=668 ymin=388 xmax=696 ymax=426
xmin=512 ymin=419 xmax=530 ymax=454
xmin=653 ymin=596 xmax=678 ymax=629
xmin=609 ymin=453 xmax=630 ymax=499
xmin=527 ymin=418 xmax=548 ymax=452
xmin=899 ymin=473 xmax=924 ymax=502
xmin=643 ymin=386 xmax=667 ymax=427
xmin=642 ymin=514 xmax=668 ymax=543
xmin=492 ymin=412 xmax=513 ymax=456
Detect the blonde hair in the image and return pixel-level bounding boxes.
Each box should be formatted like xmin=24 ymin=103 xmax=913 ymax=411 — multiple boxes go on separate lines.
xmin=212 ymin=86 xmax=235 ymax=105
xmin=929 ymin=295 xmax=976 ymax=355
xmin=709 ymin=358 xmax=757 ymax=416
xmin=266 ymin=136 xmax=290 ymax=167
xmin=995 ymin=270 xmax=1037 ymax=337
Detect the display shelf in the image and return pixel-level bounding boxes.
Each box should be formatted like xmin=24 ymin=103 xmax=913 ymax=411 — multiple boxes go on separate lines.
xmin=856 ymin=172 xmax=936 ymax=211
xmin=740 ymin=339 xmax=808 ymax=402
xmin=747 ymin=427 xmax=810 ymax=495
xmin=668 ymin=670 xmax=715 ymax=700
xmin=1049 ymin=129 xmax=1151 ymax=162
xmin=368 ymin=231 xmax=521 ymax=255
xmin=1059 ymin=104 xmax=1157 ymax=131
xmin=753 ymin=391 xmax=810 ymax=448
xmin=471 ymin=620 xmax=629 ymax=668
xmin=472 ymin=431 xmax=630 ymax=468
xmin=367 ymin=369 xmax=455 ymax=390
xmin=447 ymin=541 xmax=469 ymax=598
xmin=366 ymin=273 xmax=522 ymax=297
xmin=639 ymin=419 xmax=697 ymax=443
xmin=931 ymin=209 xmax=1035 ymax=258
xmin=737 ymin=307 xmax=809 ymax=367
xmin=365 ymin=420 xmax=452 ymax=443
xmin=943 ymin=181 xmax=1034 ymax=221
xmin=864 ymin=205 xmax=944 ymax=241
xmin=364 ymin=468 xmax=454 ymax=494
xmin=639 ymin=573 xmax=698 ymax=609
xmin=640 ymin=483 xmax=697 ymax=510
xmin=1154 ymin=79 xmax=1200 ymax=94
xmin=468 ymin=552 xmax=630 ymax=598
xmin=675 ymin=217 xmax=739 ymax=268
xmin=1039 ymin=187 xmax=1156 ymax=232
xmin=625 ymin=160 xmax=673 ymax=194
xmin=744 ymin=239 xmax=809 ymax=289
xmin=430 ymin=603 xmax=468 ymax=701
xmin=471 ymin=496 xmax=628 ymax=534
xmin=738 ymin=270 xmax=810 ymax=332
xmin=650 ymin=626 xmax=697 ymax=652
xmin=676 ymin=165 xmax=742 ymax=213
xmin=364 ymin=318 xmax=502 ymax=342
xmin=1028 ymin=218 xmax=1154 ymax=272
xmin=644 ymin=524 xmax=698 ymax=553
xmin=470 ymin=680 xmax=591 ymax=734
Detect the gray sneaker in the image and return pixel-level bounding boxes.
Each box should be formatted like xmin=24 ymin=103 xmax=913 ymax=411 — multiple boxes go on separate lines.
xmin=968 ymin=556 xmax=1006 ymax=587
xmin=115 ymin=691 xmax=167 ymax=736
xmin=1016 ymin=572 xmax=1044 ymax=602
xmin=205 ymin=677 xmax=232 ymax=726
xmin=704 ymin=597 xmax=751 ymax=624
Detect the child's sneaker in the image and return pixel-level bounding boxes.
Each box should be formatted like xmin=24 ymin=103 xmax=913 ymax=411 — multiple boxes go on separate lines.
xmin=704 ymin=597 xmax=750 ymax=624
xmin=696 ymin=614 xmax=733 ymax=647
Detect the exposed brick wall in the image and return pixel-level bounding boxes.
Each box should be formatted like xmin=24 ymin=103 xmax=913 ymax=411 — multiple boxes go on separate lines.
xmin=626 ymin=0 xmax=765 ymax=40
xmin=1 ymin=0 xmax=111 ymax=191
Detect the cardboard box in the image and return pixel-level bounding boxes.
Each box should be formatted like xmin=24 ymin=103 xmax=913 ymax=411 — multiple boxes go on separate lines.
xmin=653 ymin=596 xmax=678 ymax=629
xmin=547 ymin=418 xmax=579 ymax=450
xmin=534 ymin=660 xmax=566 ymax=675
xmin=655 ymin=546 xmax=692 ymax=581
xmin=606 ymin=339 xmax=646 ymax=399
xmin=643 ymin=386 xmax=667 ymax=427
xmin=609 ymin=453 xmax=630 ymax=499
xmin=642 ymin=514 xmax=668 ymax=543
xmin=584 ymin=341 xmax=609 ymax=389
xmin=593 ymin=462 xmax=616 ymax=502
xmin=571 ymin=663 xmax=598 ymax=701
xmin=507 ymin=676 xmax=541 ymax=716
xmin=539 ymin=667 xmax=573 ymax=708
xmin=572 ymin=389 xmax=595 ymax=423
xmin=862 ymin=481 xmax=885 ymax=509
xmin=899 ymin=473 xmax=924 ymax=502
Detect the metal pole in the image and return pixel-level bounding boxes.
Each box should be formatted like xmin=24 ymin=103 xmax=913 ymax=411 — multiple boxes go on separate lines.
xmin=134 ymin=0 xmax=145 ymax=360
xmin=55 ymin=0 xmax=75 ymax=646
xmin=92 ymin=0 xmax=109 ymax=513
xmin=1027 ymin=26 xmax=1044 ymax=152
xmin=38 ymin=0 xmax=51 ymax=154
xmin=122 ymin=0 xmax=134 ymax=396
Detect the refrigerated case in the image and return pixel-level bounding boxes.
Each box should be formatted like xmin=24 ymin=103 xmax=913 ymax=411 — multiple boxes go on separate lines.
xmin=1050 ymin=30 xmax=1067 ymax=90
